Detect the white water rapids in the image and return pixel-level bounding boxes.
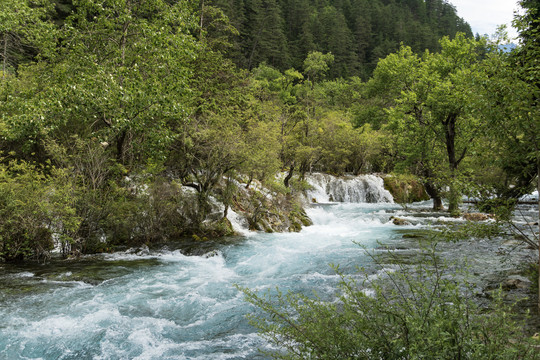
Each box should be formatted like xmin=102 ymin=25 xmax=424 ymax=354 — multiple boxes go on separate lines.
xmin=0 ymin=176 xmax=536 ymax=359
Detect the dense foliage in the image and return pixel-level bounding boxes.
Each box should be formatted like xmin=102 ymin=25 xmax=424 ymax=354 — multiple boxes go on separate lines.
xmin=0 ymin=0 xmax=537 ymax=269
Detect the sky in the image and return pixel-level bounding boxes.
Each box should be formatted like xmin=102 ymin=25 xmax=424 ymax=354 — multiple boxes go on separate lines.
xmin=449 ymin=0 xmax=522 ymax=40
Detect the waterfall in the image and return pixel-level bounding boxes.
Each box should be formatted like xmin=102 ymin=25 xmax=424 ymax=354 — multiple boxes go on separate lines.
xmin=305 ymin=173 xmax=394 ymax=204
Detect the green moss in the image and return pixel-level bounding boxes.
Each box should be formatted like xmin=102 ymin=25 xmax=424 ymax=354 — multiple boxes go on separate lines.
xmin=384 ymin=174 xmax=430 ymax=204
xmin=396 ymin=229 xmax=436 ymax=240
xmin=288 ymin=202 xmax=313 ymax=229
xmin=289 ymin=222 xmax=302 ymax=232
xmin=215 ymin=217 xmax=235 ymax=236
xmin=300 ymin=216 xmax=313 ymax=227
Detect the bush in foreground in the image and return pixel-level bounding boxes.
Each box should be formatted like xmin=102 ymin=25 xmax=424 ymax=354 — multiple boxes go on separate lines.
xmin=240 ymin=248 xmax=539 ymax=359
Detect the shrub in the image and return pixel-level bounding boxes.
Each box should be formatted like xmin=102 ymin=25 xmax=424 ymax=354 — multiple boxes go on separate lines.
xmin=0 ymin=159 xmax=80 ymax=261
xmin=240 ymin=247 xmax=538 ymax=359
xmin=104 ymin=179 xmax=194 ymax=246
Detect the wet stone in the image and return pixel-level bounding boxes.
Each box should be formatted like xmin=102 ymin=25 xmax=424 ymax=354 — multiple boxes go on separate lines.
xmin=502 ymin=275 xmax=532 ymax=290
xmin=391 ymin=216 xmax=410 ymax=226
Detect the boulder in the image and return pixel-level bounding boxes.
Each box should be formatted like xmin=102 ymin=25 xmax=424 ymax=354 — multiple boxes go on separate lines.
xmin=203 ymin=250 xmax=220 ymax=258
xmin=383 ymin=174 xmax=430 ymax=204
xmin=463 ymin=213 xmax=490 ymax=221
xmin=136 ymin=245 xmax=150 ymax=256
xmin=391 ymin=216 xmax=411 ymax=226
xmin=502 ymin=275 xmax=531 ymax=290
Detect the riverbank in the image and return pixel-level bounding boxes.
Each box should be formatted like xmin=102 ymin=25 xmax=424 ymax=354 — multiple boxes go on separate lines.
xmin=0 ymin=172 xmax=399 ymax=263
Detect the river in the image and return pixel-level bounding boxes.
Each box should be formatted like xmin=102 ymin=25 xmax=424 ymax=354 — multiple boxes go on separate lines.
xmin=0 ymin=192 xmax=537 ymax=359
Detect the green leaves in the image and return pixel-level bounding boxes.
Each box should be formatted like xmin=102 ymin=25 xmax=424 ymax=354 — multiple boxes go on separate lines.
xmin=240 ymin=247 xmax=538 ymax=359
xmin=0 ymin=0 xmax=57 ymax=75
xmin=0 ymin=159 xmax=80 ymax=261
xmin=373 ymin=34 xmax=490 ymax=211
xmin=46 ymin=0 xmax=198 ymax=165
xmin=303 ymin=51 xmax=334 ymax=85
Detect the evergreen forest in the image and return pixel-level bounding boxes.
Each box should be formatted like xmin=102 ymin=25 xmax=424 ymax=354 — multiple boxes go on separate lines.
xmin=206 ymin=0 xmax=473 ymax=78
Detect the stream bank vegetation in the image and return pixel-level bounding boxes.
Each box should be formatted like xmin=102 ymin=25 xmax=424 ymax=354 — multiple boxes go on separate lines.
xmin=241 ymin=246 xmax=540 ymax=359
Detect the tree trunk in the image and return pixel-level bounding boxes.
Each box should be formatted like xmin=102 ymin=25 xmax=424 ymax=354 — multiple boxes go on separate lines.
xmin=445 ymin=113 xmax=461 ymax=214
xmin=424 ymin=181 xmax=443 ymax=211
xmin=245 ymin=173 xmax=253 ymax=189
xmin=247 ymin=29 xmax=262 ymax=70
xmin=448 ymin=173 xmax=460 ymax=215
xmin=2 ymin=33 xmax=7 ymax=78
xmin=199 ymin=0 xmax=204 ymax=41
xmin=537 ymin=156 xmax=539 ymax=310
xmin=299 ymin=161 xmax=309 ymax=181
xmin=284 ymin=163 xmax=294 ymax=188
xmin=116 ymin=130 xmax=127 ymax=163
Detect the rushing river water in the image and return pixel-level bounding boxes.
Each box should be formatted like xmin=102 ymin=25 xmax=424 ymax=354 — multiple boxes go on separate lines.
xmin=0 ymin=198 xmax=537 ymax=359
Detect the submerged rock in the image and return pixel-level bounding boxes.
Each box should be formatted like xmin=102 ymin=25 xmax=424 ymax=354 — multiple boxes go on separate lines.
xmin=402 ymin=233 xmax=424 ymax=239
xmin=203 ymin=250 xmax=220 ymax=258
xmin=136 ymin=245 xmax=150 ymax=256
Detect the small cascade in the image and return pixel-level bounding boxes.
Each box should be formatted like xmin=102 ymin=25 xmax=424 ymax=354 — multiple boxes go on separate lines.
xmin=227 ymin=208 xmax=252 ymax=236
xmin=305 ymin=173 xmax=394 ymax=203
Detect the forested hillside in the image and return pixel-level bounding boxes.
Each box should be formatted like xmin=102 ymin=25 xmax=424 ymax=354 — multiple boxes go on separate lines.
xmin=44 ymin=0 xmax=473 ymax=80
xmin=208 ymin=0 xmax=473 ymax=78
xmin=0 ymin=0 xmax=537 ymax=262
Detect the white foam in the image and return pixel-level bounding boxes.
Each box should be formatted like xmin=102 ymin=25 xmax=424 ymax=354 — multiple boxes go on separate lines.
xmin=227 ymin=208 xmax=253 ymax=236
xmin=521 ymin=190 xmax=539 ymax=202
xmin=12 ymin=272 xmax=35 ymax=278
xmin=0 ymin=201 xmax=412 ymax=359
xmin=40 ymin=279 xmax=94 ymax=288
xmin=300 ymin=272 xmax=341 ymax=282
xmin=127 ymin=328 xmax=176 ymax=360
xmin=305 ymin=173 xmax=394 ymax=203
xmin=176 ymin=333 xmax=264 ymax=359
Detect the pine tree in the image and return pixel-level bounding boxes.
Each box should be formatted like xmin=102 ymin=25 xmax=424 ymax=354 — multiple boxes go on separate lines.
xmin=243 ymin=0 xmax=290 ymax=69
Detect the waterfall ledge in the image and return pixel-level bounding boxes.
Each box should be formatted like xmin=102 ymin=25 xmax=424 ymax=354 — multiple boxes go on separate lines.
xmin=304 ymin=173 xmax=394 ymax=204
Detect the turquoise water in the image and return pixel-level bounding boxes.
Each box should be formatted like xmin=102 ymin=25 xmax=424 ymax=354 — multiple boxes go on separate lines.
xmin=0 ymin=202 xmax=440 ymax=360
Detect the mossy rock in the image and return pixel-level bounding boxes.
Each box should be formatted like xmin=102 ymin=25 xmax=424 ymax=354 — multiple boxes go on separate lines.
xmin=300 ymin=216 xmax=313 ymax=227
xmin=259 ymin=219 xmax=274 ymax=233
xmin=192 ymin=234 xmax=208 ymax=242
xmin=288 ymin=204 xmax=313 ymax=229
xmin=384 ymin=174 xmax=430 ymax=204
xmin=402 ymin=233 xmax=424 ymax=239
xmin=211 ymin=217 xmax=235 ymax=237
xmin=302 ymin=209 xmax=313 ymax=226
xmin=289 ymin=222 xmax=302 ymax=232
xmin=295 ymin=208 xmax=313 ymax=227
xmin=396 ymin=229 xmax=435 ymax=240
